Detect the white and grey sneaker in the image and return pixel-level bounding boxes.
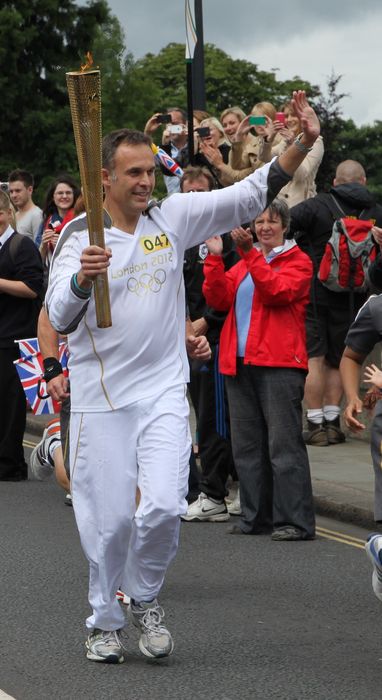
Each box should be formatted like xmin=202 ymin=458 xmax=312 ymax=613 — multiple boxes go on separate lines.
xmin=182 ymin=492 xmax=230 ymax=522
xmin=85 ymin=628 xmax=124 ymax=664
xmin=130 ymin=599 xmax=174 ymax=658
xmin=365 ymin=533 xmax=382 ymax=602
xmin=226 ymin=490 xmax=242 ymax=516
xmin=30 ymin=419 xmax=61 ymax=480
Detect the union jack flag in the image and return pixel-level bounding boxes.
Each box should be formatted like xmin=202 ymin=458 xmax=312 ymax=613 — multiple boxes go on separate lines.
xmin=15 ymin=337 xmax=39 ymax=358
xmin=14 ymin=338 xmax=69 ymax=415
xmin=151 ymin=144 xmax=184 ymax=179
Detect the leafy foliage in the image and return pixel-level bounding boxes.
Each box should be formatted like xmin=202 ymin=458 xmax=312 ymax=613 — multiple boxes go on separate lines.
xmin=0 ymin=0 xmax=110 ymax=199
xmin=312 ymin=73 xmax=350 ymax=191
xmin=335 ymin=120 xmax=382 ymax=200
xmin=123 ymin=43 xmax=319 ymax=121
xmin=1 ymin=6 xmax=381 ymax=203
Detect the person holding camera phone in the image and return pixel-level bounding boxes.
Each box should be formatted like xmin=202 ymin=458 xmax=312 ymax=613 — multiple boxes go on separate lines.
xmin=216 ymin=102 xmax=281 ymax=185
xmin=216 ymin=105 xmax=272 ymax=186
xmin=144 ymin=108 xmax=188 ymax=194
xmin=192 ymin=117 xmax=231 ymax=189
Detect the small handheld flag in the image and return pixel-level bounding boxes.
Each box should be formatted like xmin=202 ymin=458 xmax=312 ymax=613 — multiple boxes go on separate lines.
xmin=151 ymin=144 xmax=184 ymax=178
xmin=14 ymin=338 xmax=69 ymax=415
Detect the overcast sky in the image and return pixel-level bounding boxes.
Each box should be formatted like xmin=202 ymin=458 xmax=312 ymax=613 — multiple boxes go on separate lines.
xmin=104 ymin=0 xmax=382 ymax=126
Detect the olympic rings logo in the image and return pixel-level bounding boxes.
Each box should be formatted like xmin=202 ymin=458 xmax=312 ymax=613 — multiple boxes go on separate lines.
xmin=127 ymin=269 xmax=167 ymax=296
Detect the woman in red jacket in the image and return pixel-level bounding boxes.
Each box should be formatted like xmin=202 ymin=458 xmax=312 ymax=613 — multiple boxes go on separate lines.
xmin=203 ymin=198 xmax=315 ymax=540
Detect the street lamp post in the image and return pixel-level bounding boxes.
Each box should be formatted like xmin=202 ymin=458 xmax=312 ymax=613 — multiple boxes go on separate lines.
xmin=192 ymin=0 xmax=206 ymax=110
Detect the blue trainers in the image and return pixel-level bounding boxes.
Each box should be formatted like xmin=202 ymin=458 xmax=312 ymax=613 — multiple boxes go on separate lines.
xmin=365 ymin=533 xmax=382 ymax=602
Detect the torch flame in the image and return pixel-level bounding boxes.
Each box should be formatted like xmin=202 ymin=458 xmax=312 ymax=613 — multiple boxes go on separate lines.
xmin=80 ymin=52 xmax=94 ymax=72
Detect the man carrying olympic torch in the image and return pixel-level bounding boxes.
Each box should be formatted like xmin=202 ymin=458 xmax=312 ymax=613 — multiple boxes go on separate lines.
xmin=46 ymin=91 xmax=320 ymax=664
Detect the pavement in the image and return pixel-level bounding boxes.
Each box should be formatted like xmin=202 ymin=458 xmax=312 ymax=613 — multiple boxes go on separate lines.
xmin=25 ymin=410 xmax=380 ymax=532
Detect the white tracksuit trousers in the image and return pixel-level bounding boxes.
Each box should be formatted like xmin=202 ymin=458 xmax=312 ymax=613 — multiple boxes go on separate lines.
xmin=69 ymin=384 xmax=191 ymax=631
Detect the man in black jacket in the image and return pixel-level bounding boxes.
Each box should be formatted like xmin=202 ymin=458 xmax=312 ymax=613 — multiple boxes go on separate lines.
xmin=289 ymin=160 xmax=382 ymax=446
xmin=0 ymin=191 xmax=44 ymax=480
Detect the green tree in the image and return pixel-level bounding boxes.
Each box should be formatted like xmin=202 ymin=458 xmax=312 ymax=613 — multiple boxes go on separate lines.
xmin=312 ymin=73 xmax=349 ymax=191
xmin=3 ymin=20 xmax=381 ymax=205
xmin=93 ymin=16 xmax=133 ymax=135
xmin=309 ymin=73 xmax=382 ymax=200
xmin=125 ymin=42 xmax=318 ymax=123
xmin=336 ymin=120 xmax=382 ymax=201
xmin=0 ymin=0 xmax=110 ymax=198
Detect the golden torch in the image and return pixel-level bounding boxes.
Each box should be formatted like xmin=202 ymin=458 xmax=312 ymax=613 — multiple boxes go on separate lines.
xmin=66 ymin=53 xmax=112 ymax=328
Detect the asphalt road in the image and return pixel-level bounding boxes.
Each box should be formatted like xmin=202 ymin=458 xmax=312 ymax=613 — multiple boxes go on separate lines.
xmin=0 ymin=439 xmax=381 ymax=700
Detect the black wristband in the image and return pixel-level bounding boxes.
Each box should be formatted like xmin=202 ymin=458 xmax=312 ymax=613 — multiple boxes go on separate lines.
xmin=43 ymin=357 xmax=63 ymax=382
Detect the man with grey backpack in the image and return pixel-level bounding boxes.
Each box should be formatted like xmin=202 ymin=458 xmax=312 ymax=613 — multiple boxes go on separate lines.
xmin=289 ymin=159 xmax=382 ymax=446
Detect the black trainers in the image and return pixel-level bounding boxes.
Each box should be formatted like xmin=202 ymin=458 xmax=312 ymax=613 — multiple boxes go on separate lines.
xmin=303 ymin=420 xmax=328 ymax=446
xmin=324 ymin=417 xmax=346 ymax=444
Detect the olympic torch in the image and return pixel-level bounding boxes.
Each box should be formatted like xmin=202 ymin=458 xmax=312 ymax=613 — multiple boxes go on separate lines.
xmin=66 ymin=54 xmax=112 ymax=328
